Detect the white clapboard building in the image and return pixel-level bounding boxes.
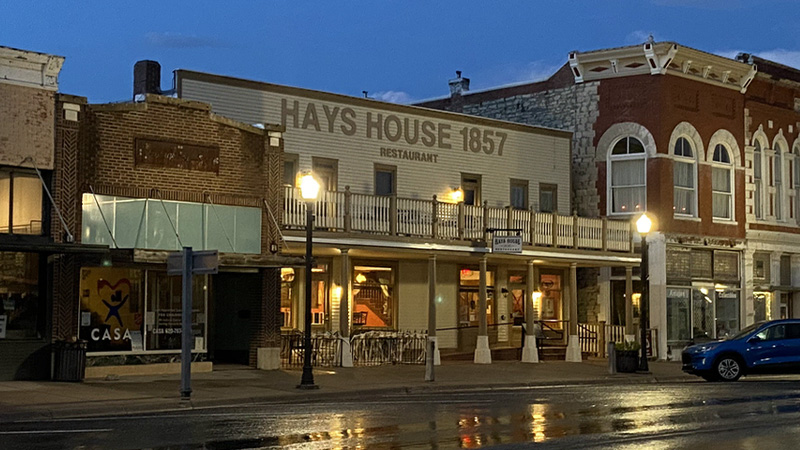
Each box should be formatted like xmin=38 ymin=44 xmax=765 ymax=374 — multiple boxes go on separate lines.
xmin=165 ymin=66 xmax=639 ymax=363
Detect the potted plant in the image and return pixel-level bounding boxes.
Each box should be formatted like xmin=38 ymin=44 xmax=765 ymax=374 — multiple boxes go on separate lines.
xmin=614 ymin=341 xmax=641 ymax=373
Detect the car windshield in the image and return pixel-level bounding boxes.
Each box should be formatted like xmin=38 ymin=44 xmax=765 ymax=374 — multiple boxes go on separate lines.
xmin=728 ymin=321 xmax=765 ymax=340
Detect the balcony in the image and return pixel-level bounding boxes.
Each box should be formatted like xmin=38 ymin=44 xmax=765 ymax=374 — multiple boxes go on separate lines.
xmin=283 ymin=187 xmax=632 ymax=253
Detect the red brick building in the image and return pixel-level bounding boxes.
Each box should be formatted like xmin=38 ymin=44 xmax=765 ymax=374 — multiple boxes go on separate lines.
xmin=420 ymin=41 xmax=766 ymax=359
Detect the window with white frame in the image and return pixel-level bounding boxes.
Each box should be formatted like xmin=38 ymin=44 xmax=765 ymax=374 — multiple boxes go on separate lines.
xmin=795 ymin=145 xmax=800 ymax=225
xmin=673 ymin=137 xmax=696 ymax=216
xmin=609 ymin=136 xmax=646 ymax=214
xmin=775 ymin=143 xmax=783 ymax=220
xmin=712 ymin=144 xmax=733 ymax=220
xmin=754 ymin=140 xmax=763 ymax=219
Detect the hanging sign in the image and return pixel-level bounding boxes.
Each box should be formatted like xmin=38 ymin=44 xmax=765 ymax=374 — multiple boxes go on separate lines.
xmin=492 ymin=235 xmax=522 ymax=253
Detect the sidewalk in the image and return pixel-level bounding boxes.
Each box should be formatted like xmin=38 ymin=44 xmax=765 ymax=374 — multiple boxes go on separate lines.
xmin=0 ymin=359 xmax=695 ymax=422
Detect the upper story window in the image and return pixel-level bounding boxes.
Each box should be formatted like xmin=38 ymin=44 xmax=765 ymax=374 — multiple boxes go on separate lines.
xmin=283 ymin=154 xmax=299 ymax=187
xmin=609 ymin=137 xmax=646 ymax=214
xmin=754 ymin=140 xmax=763 ymax=219
xmin=711 ymin=144 xmax=733 ymax=220
xmin=374 ymin=164 xmax=396 ymax=196
xmin=0 ymin=169 xmax=43 ymax=235
xmin=539 ymin=183 xmax=558 ymax=213
xmin=775 ymin=143 xmax=783 ymax=220
xmin=510 ymin=179 xmax=528 ymax=210
xmin=673 ymin=137 xmax=696 ymax=216
xmin=794 ymin=144 xmax=800 ymax=225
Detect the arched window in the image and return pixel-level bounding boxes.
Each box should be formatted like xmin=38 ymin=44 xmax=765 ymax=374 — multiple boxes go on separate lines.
xmin=754 ymin=140 xmax=763 ymax=219
xmin=775 ymin=143 xmax=783 ymax=220
xmin=712 ymin=144 xmax=733 ymax=220
xmin=609 ymin=136 xmax=646 ymax=214
xmin=673 ymin=137 xmax=696 ymax=216
xmin=794 ymin=144 xmax=800 ymax=224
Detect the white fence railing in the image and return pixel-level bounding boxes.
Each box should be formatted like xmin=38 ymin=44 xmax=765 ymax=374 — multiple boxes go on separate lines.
xmin=283 ymin=187 xmax=632 ymax=252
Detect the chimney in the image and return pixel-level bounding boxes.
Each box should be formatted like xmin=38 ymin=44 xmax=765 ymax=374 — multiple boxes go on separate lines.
xmin=448 ymin=70 xmax=470 ymax=96
xmin=133 ymin=60 xmax=161 ymax=100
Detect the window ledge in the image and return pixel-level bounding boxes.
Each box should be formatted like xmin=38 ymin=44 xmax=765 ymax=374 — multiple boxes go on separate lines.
xmin=673 ymin=215 xmax=701 ymax=222
xmin=712 ymin=218 xmax=738 ymax=226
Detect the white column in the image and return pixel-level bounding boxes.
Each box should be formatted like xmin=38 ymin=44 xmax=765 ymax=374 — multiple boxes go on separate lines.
xmin=522 ymin=260 xmax=539 ymax=363
xmin=565 ymin=263 xmax=582 ymax=362
xmin=428 ymin=255 xmax=440 ymax=365
xmin=339 ymin=249 xmax=353 ymax=367
xmin=474 ymin=255 xmax=492 ymax=364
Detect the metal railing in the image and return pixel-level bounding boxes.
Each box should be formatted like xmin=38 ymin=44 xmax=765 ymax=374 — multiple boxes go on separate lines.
xmin=284 ymin=187 xmax=632 ymax=252
xmin=280 ymin=330 xmax=428 ymax=368
xmin=578 ymin=322 xmax=658 ymax=359
xmin=350 ymin=330 xmax=428 ymax=366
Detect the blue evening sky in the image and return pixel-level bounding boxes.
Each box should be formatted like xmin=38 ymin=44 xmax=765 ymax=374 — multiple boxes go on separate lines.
xmin=2 ymin=1 xmax=798 ymax=104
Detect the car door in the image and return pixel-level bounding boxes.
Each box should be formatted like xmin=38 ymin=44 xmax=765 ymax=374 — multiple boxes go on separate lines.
xmin=783 ymin=323 xmax=800 ymax=370
xmin=746 ymin=324 xmax=790 ymax=370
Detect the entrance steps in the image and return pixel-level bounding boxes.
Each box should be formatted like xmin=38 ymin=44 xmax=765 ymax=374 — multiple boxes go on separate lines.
xmin=440 ymin=345 xmax=592 ymax=362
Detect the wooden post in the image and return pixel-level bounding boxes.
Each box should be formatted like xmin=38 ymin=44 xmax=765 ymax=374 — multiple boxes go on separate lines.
xmin=551 ymin=212 xmax=558 ymax=246
xmin=529 ymin=208 xmax=536 ymax=246
xmin=483 ymin=201 xmax=490 ymax=243
xmin=573 ymin=213 xmax=579 ymax=249
xmin=344 ymin=186 xmax=352 ymax=233
xmin=599 ymin=320 xmax=607 ymax=358
xmin=457 ymin=201 xmax=465 ymax=239
xmin=601 ymin=217 xmax=608 ymax=251
xmin=431 ymin=195 xmax=439 ymax=239
xmin=389 ymin=195 xmax=397 ymax=236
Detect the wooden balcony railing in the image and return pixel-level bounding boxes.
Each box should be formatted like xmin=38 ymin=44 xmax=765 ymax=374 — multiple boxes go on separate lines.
xmin=284 ymin=186 xmax=632 ymax=252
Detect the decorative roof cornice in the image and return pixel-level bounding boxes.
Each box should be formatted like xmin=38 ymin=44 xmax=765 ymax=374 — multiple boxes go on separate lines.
xmin=0 ymin=45 xmax=65 ymax=91
xmin=569 ymin=41 xmax=756 ymax=93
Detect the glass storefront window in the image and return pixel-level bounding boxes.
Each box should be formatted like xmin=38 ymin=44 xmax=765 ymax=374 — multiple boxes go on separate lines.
xmin=145 ymin=271 xmax=207 ymax=351
xmin=353 ymin=265 xmax=394 ymax=328
xmin=459 ymin=267 xmax=495 ymax=327
xmin=539 ymin=273 xmax=562 ymax=322
xmin=79 ymin=268 xmax=144 ymax=352
xmin=667 ymin=288 xmax=691 ymax=342
xmin=610 ymin=280 xmax=642 ymax=326
xmin=715 ymin=288 xmax=740 ymax=338
xmin=754 ymin=292 xmax=772 ymax=322
xmin=79 ymin=267 xmax=208 ymax=353
xmin=312 ymin=264 xmax=330 ymax=326
xmin=280 ymin=268 xmax=295 ymax=328
xmin=508 ymin=270 xmax=526 ymax=325
xmin=0 ymin=252 xmax=41 ymax=340
xmin=692 ymin=287 xmax=715 ymax=340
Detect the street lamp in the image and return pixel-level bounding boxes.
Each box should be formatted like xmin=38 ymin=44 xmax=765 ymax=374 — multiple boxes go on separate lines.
xmin=636 ymin=212 xmax=652 ymax=372
xmin=298 ymin=171 xmax=320 ymax=389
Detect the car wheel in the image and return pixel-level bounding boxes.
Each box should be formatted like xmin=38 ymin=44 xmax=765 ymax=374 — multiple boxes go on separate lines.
xmin=715 ymin=356 xmax=743 ymax=381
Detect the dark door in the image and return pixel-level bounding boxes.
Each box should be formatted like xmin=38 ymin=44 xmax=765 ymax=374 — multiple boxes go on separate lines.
xmin=211 ymin=272 xmax=260 ymax=365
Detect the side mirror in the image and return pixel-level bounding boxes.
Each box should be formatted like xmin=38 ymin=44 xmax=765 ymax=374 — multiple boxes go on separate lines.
xmin=748 ymin=335 xmax=763 ymax=344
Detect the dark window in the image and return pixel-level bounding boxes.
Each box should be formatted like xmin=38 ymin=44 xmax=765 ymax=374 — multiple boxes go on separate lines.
xmin=374 ymin=165 xmax=396 ymax=196
xmin=283 ymin=154 xmax=298 ymax=187
xmin=539 ymin=184 xmax=558 ymax=213
xmin=786 ymin=323 xmax=800 ymax=339
xmin=510 ymin=179 xmax=528 ymax=210
xmin=781 ymin=255 xmax=792 ymax=286
xmin=0 ymin=252 xmax=42 ymax=340
xmin=461 ymin=174 xmax=481 ymax=206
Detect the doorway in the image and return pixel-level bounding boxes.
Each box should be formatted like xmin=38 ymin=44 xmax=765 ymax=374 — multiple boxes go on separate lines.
xmin=211 ymin=272 xmax=260 ymax=365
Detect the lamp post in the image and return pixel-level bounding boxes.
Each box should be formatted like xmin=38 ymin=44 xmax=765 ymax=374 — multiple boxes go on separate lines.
xmin=298 ymin=172 xmax=320 ymax=389
xmin=636 ymin=212 xmax=652 ymax=373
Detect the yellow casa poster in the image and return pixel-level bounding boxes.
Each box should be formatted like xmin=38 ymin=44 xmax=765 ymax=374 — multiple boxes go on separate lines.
xmin=79 ymin=267 xmax=143 ymax=352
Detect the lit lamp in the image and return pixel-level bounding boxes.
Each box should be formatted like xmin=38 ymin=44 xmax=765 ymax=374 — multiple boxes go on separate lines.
xmin=450 ymin=188 xmax=464 ymax=203
xmin=298 ymin=171 xmax=320 ymax=389
xmin=635 ymin=212 xmax=652 ymax=372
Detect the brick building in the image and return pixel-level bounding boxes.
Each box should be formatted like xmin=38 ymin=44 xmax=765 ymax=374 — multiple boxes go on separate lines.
xmin=48 ymin=61 xmax=297 ymax=376
xmin=419 ymin=41 xmax=800 ymax=360
xmin=0 ymin=46 xmax=107 ymax=380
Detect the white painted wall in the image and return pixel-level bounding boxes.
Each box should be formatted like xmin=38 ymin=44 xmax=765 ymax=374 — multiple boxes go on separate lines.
xmin=181 ymin=76 xmax=571 ymax=211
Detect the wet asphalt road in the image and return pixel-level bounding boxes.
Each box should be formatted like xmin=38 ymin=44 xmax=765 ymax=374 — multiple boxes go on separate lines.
xmin=3 ymin=378 xmax=800 ymax=449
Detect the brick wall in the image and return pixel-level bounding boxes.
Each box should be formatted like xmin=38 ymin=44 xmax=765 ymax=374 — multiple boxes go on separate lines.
xmin=0 ymin=83 xmax=55 ymax=169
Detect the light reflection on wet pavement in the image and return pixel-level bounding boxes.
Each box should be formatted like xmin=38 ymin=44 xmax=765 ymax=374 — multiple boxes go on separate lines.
xmin=4 ymin=381 xmax=800 ymax=449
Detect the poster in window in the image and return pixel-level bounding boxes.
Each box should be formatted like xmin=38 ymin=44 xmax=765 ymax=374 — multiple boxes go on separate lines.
xmin=79 ymin=268 xmax=143 ymax=352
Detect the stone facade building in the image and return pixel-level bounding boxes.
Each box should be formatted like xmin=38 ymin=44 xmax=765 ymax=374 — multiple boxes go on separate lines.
xmin=420 ymin=41 xmax=769 ymax=359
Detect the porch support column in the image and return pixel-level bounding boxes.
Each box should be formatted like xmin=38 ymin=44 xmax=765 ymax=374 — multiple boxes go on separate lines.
xmin=339 ymin=248 xmax=353 ymax=367
xmin=474 ymin=255 xmax=492 ymax=364
xmin=565 ymin=263 xmax=582 ymax=362
xmin=521 ymin=260 xmax=539 ymax=363
xmin=428 ymin=255 xmax=440 ymax=365
xmin=625 ymin=266 xmax=635 ymax=341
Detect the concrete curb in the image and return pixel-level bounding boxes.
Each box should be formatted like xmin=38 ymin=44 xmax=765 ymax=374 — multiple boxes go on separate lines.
xmin=0 ymin=372 xmax=696 ymax=423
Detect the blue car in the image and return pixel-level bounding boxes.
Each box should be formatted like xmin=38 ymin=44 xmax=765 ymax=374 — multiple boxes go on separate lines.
xmin=682 ymin=319 xmax=800 ymax=381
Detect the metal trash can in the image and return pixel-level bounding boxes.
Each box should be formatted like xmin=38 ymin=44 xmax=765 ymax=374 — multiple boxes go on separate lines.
xmin=53 ymin=340 xmax=87 ymax=381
